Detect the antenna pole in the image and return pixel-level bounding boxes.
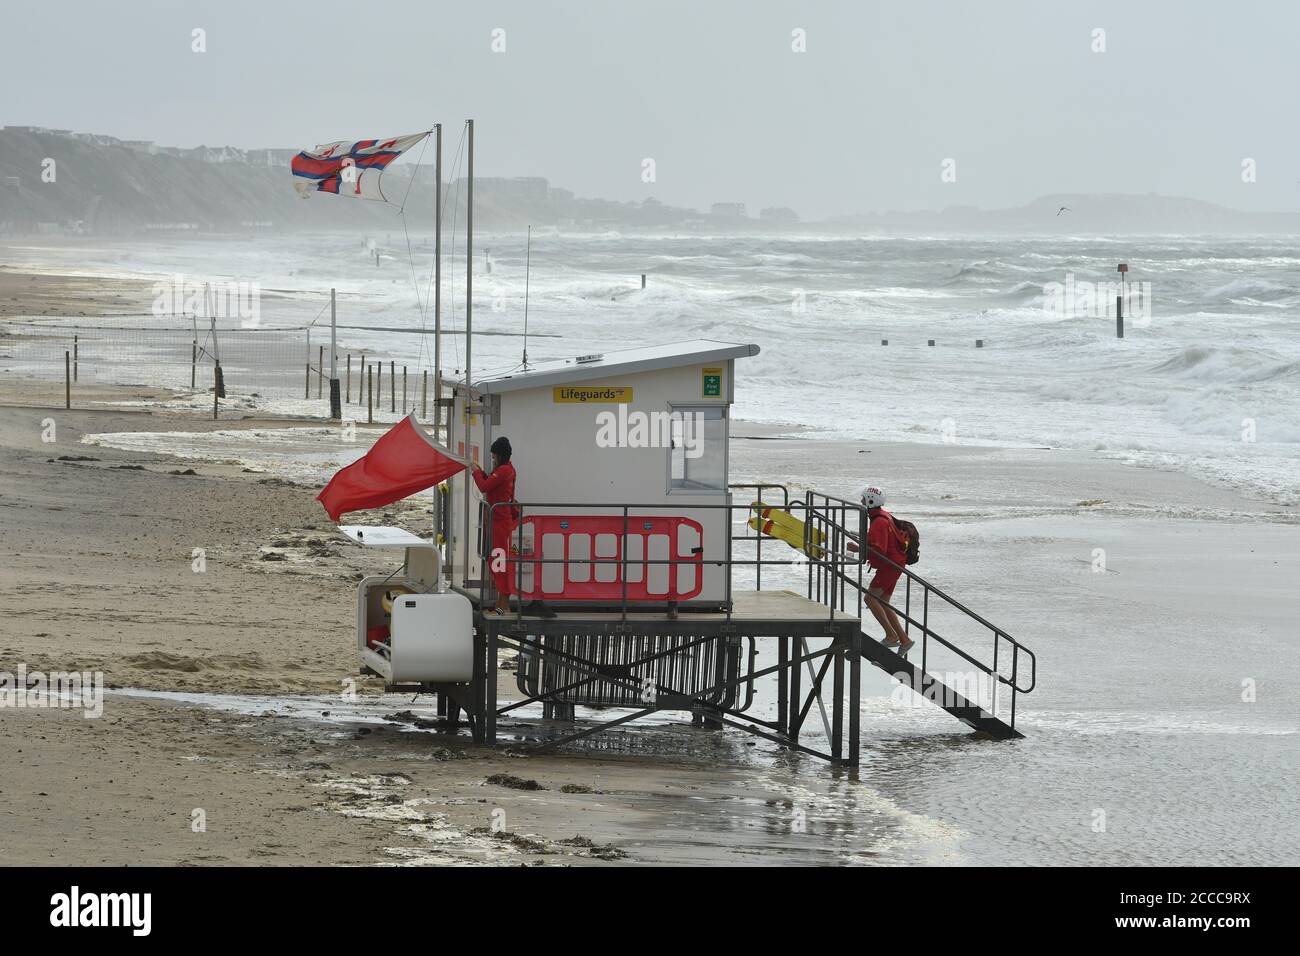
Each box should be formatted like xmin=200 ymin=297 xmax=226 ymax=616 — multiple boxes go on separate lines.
xmin=434 ymin=123 xmax=442 ymax=438
xmin=522 ymin=225 xmax=531 ymax=368
xmin=463 ymin=118 xmax=474 ymax=589
xmin=466 ymin=119 xmax=473 ymax=392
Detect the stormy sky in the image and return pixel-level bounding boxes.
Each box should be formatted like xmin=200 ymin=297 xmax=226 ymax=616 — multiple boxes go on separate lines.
xmin=4 ymin=0 xmax=1298 ymax=219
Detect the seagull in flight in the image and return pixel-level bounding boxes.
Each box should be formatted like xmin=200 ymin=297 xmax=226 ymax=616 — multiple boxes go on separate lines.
xmin=1056 ymin=206 xmax=1070 ymax=216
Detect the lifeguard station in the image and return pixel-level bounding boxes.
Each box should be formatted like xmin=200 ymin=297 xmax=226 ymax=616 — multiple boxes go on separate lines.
xmin=349 ymin=339 xmax=1037 ymax=766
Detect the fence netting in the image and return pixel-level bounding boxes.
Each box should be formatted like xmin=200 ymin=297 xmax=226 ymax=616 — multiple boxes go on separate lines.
xmin=0 ymin=320 xmax=433 ymax=415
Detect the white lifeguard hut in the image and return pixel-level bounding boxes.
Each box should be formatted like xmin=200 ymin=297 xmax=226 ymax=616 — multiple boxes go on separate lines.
xmin=444 ymin=339 xmax=760 ymax=609
xmin=343 ymin=334 xmax=1036 ymax=761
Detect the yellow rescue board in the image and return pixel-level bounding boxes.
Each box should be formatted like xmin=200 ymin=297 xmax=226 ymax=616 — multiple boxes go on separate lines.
xmin=748 ymin=503 xmax=826 ymax=558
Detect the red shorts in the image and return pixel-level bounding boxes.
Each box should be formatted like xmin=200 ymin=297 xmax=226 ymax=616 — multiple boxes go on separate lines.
xmin=869 ymin=566 xmax=902 ymax=598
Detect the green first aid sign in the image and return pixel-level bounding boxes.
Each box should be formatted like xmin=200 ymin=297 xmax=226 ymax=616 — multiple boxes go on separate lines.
xmin=702 ymin=367 xmax=722 ymax=397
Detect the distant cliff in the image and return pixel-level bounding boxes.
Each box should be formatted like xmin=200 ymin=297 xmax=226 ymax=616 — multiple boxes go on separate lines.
xmin=0 ymin=127 xmax=708 ymax=236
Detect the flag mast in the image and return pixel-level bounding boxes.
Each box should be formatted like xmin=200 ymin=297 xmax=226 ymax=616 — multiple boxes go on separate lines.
xmin=466 ymin=118 xmax=473 ymax=399
xmin=433 ymin=123 xmax=442 ymax=440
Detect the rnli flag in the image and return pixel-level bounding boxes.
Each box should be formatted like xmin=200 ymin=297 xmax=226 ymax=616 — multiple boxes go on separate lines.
xmin=291 ymin=130 xmax=430 ymax=201
xmin=316 ymin=414 xmax=466 ymax=521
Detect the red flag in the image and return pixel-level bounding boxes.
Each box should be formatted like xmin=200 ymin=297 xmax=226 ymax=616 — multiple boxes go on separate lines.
xmin=316 ymin=414 xmax=466 ymax=521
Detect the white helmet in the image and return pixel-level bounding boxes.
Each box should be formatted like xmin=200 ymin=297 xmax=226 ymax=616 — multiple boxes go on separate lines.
xmin=860 ymin=485 xmax=885 ymax=509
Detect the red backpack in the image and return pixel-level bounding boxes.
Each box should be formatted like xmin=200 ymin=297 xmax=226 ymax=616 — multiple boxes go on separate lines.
xmin=892 ymin=519 xmax=921 ymax=565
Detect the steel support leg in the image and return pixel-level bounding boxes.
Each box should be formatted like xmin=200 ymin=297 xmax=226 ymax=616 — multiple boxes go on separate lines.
xmin=471 ymin=626 xmax=485 ymax=743
xmin=832 ymin=637 xmax=845 ymax=763
xmin=486 ymin=626 xmax=498 ymax=744
xmin=788 ymin=635 xmax=802 ymax=743
xmin=777 ymin=634 xmax=789 ymax=732
xmin=849 ymin=629 xmax=861 ymax=768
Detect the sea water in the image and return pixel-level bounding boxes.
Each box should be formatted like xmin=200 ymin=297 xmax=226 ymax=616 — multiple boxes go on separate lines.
xmin=14 ymin=231 xmax=1299 ymax=506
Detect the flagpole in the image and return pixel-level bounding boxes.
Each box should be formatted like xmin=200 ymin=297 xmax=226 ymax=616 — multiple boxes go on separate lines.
xmin=466 ymin=118 xmax=473 ymax=397
xmin=433 ymin=123 xmax=442 ymax=441
xmin=463 ymin=118 xmax=474 ymax=590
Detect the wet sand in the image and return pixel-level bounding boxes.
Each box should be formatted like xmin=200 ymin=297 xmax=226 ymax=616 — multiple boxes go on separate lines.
xmin=0 ymin=264 xmax=154 ymax=319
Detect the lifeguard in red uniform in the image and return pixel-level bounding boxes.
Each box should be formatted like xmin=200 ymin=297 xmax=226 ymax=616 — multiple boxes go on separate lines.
xmin=471 ymin=436 xmax=519 ymax=614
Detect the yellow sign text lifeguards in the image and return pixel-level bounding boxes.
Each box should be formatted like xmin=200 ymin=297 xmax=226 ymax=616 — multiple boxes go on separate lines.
xmin=553 ymin=386 xmax=633 ymax=404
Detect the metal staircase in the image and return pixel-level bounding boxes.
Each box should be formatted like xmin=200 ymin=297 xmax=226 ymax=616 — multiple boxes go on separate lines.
xmin=859 ymin=635 xmax=1024 ymax=738
xmin=740 ymin=486 xmax=1037 ymax=739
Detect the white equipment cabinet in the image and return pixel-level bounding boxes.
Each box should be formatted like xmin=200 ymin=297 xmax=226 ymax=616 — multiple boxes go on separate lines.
xmin=340 ymin=525 xmax=473 ymax=685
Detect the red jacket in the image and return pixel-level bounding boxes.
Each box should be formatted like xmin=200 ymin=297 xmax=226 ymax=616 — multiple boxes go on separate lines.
xmin=472 ymin=461 xmax=518 ymax=525
xmin=866 ymin=508 xmax=908 ymax=571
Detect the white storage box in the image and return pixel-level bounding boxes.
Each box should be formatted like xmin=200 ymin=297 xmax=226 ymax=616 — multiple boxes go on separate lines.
xmin=385 ymin=591 xmax=474 ymax=683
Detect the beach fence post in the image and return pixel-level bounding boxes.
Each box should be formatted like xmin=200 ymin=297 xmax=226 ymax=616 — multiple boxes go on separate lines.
xmin=402 ymin=366 xmax=408 ymax=414
xmin=64 ymin=351 xmax=70 ymax=409
xmin=317 ymin=346 xmax=324 ymax=399
xmin=421 ymin=370 xmax=428 ymax=419
xmin=328 ymin=288 xmax=341 ymax=421
xmin=367 ymin=364 xmax=374 ymax=424
xmin=211 ymin=304 xmax=225 ymax=398
xmin=377 ymin=362 xmax=383 ymax=412
xmin=390 ymin=361 xmax=396 ymax=413
xmin=191 ymin=338 xmax=197 ymax=389
xmin=641 ymin=273 xmax=646 ymax=289
xmin=73 ymin=335 xmax=78 ymax=382
xmin=346 ymin=354 xmax=351 ymax=404
xmin=1116 ymin=263 xmax=1128 ymax=339
xmin=304 ymin=361 xmax=311 ymax=399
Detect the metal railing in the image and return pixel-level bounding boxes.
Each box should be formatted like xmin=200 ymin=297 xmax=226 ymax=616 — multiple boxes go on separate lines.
xmin=728 ymin=483 xmax=791 ymax=591
xmin=472 ymin=485 xmax=1036 ymax=728
xmin=800 ymin=489 xmax=1037 ymax=729
xmin=477 ymin=498 xmax=815 ymax=623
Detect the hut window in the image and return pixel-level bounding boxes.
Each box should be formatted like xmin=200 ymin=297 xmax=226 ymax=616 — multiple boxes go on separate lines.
xmin=667 ymin=405 xmax=726 ymax=493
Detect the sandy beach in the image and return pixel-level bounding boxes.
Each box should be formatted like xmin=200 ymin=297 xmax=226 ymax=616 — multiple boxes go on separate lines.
xmin=0 ymin=263 xmax=154 ymax=319
xmin=2 ymin=267 xmax=1297 ymax=867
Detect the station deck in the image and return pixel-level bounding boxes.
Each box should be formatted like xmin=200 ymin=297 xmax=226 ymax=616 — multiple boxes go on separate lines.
xmin=488 ymin=589 xmax=860 ymax=628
